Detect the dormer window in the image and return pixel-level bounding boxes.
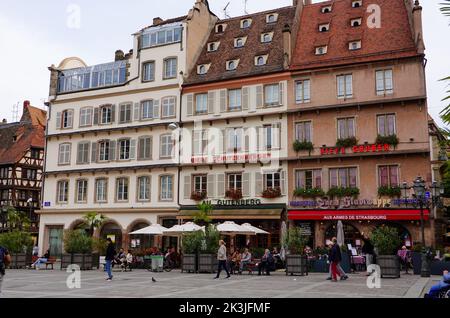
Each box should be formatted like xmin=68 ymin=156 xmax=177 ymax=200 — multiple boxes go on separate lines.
xmin=208 ymin=42 xmax=219 ymax=52
xmin=216 ymin=24 xmax=227 ymax=33
xmin=266 ymin=13 xmax=278 ymax=23
xmin=255 ymin=55 xmax=268 ymax=66
xmin=321 ymin=6 xmax=332 ymax=13
xmin=234 ymin=37 xmax=247 ymax=48
xmin=351 ymin=18 xmax=362 ymax=27
xmin=352 ymin=1 xmax=363 ymax=8
xmin=226 ymin=60 xmax=239 ymax=71
xmin=349 ymin=41 xmax=362 ymax=51
xmin=315 ymin=46 xmax=328 ymax=55
xmin=197 ymin=65 xmax=207 ymax=75
xmin=261 ymin=32 xmax=274 ymax=43
xmin=319 ymin=23 xmax=330 ymax=32
xmin=241 ymin=19 xmax=252 ymax=29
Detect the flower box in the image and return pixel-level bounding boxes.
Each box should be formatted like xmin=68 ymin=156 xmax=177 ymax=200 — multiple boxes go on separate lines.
xmin=262 ymin=187 xmax=282 ymax=199
xmin=293 ymin=140 xmax=314 ymax=154
xmin=293 ymin=187 xmax=325 ymax=198
xmin=336 ymin=137 xmax=358 ymax=148
xmin=378 ymin=186 xmax=401 ymax=198
xmin=225 ymin=189 xmax=243 ymax=200
xmin=376 ymin=134 xmax=399 ymax=148
xmin=327 ymin=187 xmax=360 ymax=198
xmin=190 ymin=191 xmax=207 ymax=201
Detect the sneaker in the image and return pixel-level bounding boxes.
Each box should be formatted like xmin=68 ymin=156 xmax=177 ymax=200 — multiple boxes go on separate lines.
xmin=326 ymin=277 xmax=332 ymax=280
xmin=225 ymin=276 xmax=231 ymax=279
xmin=106 ymin=278 xmax=112 ymax=281
xmin=331 ymin=279 xmax=338 ymax=282
xmin=214 ymin=277 xmax=219 ymax=280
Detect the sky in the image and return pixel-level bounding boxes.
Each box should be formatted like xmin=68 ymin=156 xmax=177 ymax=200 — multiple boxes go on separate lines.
xmin=0 ymin=0 xmax=449 ymax=128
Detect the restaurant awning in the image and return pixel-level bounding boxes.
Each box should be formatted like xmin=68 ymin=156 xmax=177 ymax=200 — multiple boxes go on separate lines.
xmin=288 ymin=209 xmax=430 ymax=221
xmin=178 ymin=208 xmax=283 ymax=220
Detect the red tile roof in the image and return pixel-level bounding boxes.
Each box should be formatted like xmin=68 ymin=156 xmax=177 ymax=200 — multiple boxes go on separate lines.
xmin=291 ymin=0 xmax=420 ymax=71
xmin=184 ymin=6 xmax=296 ymax=86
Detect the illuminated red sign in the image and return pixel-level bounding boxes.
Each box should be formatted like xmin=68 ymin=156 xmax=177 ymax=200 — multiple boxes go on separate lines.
xmin=321 ymin=144 xmax=391 ymax=156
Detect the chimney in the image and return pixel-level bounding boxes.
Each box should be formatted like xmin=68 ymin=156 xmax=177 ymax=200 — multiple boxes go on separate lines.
xmin=153 ymin=17 xmax=163 ymax=25
xmin=115 ymin=50 xmax=125 ymax=61
xmin=412 ymin=0 xmax=425 ymax=54
xmin=23 ymin=100 xmax=30 ymax=108
xmin=283 ymin=24 xmax=292 ymax=69
xmin=1 ymin=119 xmax=7 ymax=125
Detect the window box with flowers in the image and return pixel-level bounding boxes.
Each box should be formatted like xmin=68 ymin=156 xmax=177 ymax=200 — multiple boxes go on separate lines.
xmin=293 ymin=140 xmax=314 ymax=155
xmin=190 ymin=191 xmax=207 ymax=201
xmin=293 ymin=187 xmax=325 ymax=198
xmin=376 ymin=134 xmax=399 ymax=148
xmin=336 ymin=137 xmax=358 ymax=148
xmin=327 ymin=187 xmax=360 ymax=198
xmin=262 ymin=187 xmax=282 ymax=199
xmin=225 ymin=189 xmax=243 ymax=200
xmin=377 ymin=186 xmax=401 ymax=198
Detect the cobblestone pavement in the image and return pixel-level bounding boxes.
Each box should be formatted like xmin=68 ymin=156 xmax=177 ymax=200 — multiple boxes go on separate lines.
xmin=0 ymin=269 xmax=432 ymax=298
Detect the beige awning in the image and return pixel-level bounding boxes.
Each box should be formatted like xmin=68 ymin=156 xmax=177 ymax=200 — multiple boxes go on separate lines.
xmin=177 ymin=208 xmax=282 ymax=220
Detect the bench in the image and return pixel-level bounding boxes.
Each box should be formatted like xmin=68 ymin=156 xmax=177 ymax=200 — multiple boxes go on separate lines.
xmin=239 ymin=259 xmax=259 ymax=275
xmin=45 ymin=257 xmax=57 ymax=270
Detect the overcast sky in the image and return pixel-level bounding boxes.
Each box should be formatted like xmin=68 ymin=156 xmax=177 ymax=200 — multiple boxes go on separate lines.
xmin=0 ymin=0 xmax=448 ymax=128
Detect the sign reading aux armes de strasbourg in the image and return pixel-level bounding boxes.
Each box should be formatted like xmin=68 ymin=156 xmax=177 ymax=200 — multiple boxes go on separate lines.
xmin=321 ymin=144 xmax=391 ymax=156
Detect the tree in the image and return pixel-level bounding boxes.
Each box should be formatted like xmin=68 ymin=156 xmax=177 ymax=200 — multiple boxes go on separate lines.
xmin=439 ymin=1 xmax=450 ymax=123
xmin=6 ymin=207 xmax=30 ymax=232
xmin=193 ymin=202 xmax=213 ymax=227
xmin=82 ymin=212 xmax=106 ymax=237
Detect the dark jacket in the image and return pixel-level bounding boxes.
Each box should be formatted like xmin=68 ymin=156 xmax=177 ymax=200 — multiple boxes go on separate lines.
xmin=105 ymin=243 xmax=116 ymax=261
xmin=329 ymin=244 xmax=342 ymax=263
xmin=362 ymin=239 xmax=374 ymax=255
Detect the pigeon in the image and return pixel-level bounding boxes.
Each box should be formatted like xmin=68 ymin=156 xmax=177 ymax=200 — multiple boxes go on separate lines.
xmin=152 ymin=277 xmax=157 ymax=283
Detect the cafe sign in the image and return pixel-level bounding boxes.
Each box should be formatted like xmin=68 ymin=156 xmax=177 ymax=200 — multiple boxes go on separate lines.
xmin=191 ymin=153 xmax=272 ymax=164
xmin=290 ymin=197 xmax=422 ymax=209
xmin=321 ymin=144 xmax=391 ymax=156
xmin=203 ymin=199 xmax=262 ymax=206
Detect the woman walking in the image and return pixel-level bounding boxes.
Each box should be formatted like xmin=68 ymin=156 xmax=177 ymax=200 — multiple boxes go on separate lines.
xmin=215 ymin=240 xmax=230 ymax=280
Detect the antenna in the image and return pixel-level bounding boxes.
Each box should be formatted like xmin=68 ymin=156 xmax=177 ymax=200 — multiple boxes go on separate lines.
xmin=12 ymin=102 xmax=19 ymax=122
xmin=244 ymin=0 xmax=249 ymax=15
xmin=223 ymin=2 xmax=231 ymax=19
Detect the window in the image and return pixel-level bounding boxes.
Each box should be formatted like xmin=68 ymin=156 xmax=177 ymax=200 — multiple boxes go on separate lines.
xmin=163 ymin=58 xmax=177 ymax=79
xmin=138 ymin=136 xmax=152 ymax=160
xmin=116 ymin=178 xmax=129 ymax=202
xmin=349 ymin=41 xmax=361 ymax=50
xmin=193 ymin=130 xmax=208 ymax=156
xmin=378 ymin=165 xmax=399 ymax=187
xmin=1 ymin=190 xmax=8 ymax=201
xmin=77 ymin=142 xmax=90 ymax=164
xmin=141 ymin=100 xmax=154 ymax=120
xmin=264 ymin=172 xmax=281 ymax=190
xmin=377 ymin=114 xmax=396 ymax=136
xmin=57 ymin=181 xmax=69 ymax=203
xmin=208 ymin=42 xmax=218 ymax=52
xmin=160 ymin=175 xmax=173 ymax=201
xmin=61 ymin=110 xmax=73 ymax=129
xmin=95 ymin=179 xmax=108 ymax=203
xmin=264 ymin=84 xmax=280 ymax=106
xmin=227 ymin=60 xmax=238 ymax=71
xmin=256 ymin=56 xmax=266 ymax=66
xmin=226 ymin=128 xmax=243 ymax=153
xmin=322 ymin=6 xmax=332 ymax=13
xmin=198 ymin=65 xmax=207 ymax=75
xmin=262 ymin=33 xmax=272 ymax=43
xmin=315 ymin=46 xmax=328 ymax=55
xmin=351 ymin=18 xmax=362 ymax=27
xmin=216 ymin=24 xmax=226 ymax=33
xmin=76 ymin=180 xmax=88 ymax=203
xmin=100 ymin=105 xmax=112 ymax=124
xmin=228 ymin=89 xmax=242 ymax=111
xmin=329 ymin=167 xmax=358 ymax=188
xmin=58 ymin=143 xmax=71 ymax=165
xmin=319 ymin=24 xmax=330 ymax=32
xmin=30 ymin=149 xmax=40 ymax=159
xmin=118 ymin=139 xmax=131 ymax=160
xmin=241 ymin=19 xmax=251 ymax=29
xmin=161 ymin=97 xmax=176 ymax=118
xmin=295 ymin=122 xmax=312 ymax=142
xmin=337 ymin=74 xmax=353 ymax=99
xmin=296 ymin=170 xmax=322 ymax=189
xmin=23 ymin=169 xmax=37 ymax=180
xmin=228 ymin=173 xmax=242 ymax=191
xmin=140 ymin=26 xmax=182 ymax=48
xmin=264 ymin=125 xmax=273 ymax=150
xmin=160 ymin=135 xmax=173 ymax=158
xmin=352 ymin=1 xmax=363 ymax=8
xmin=235 ymin=38 xmax=245 ymax=48
xmin=266 ymin=14 xmax=277 ymax=23
xmin=195 ymin=94 xmax=208 ymax=114
xmin=337 ymin=117 xmax=355 ymax=139
xmin=98 ymin=140 xmax=110 ymax=162
xmin=137 ymin=176 xmax=151 ymax=201
xmin=295 ymin=80 xmax=311 ymax=103
xmin=193 ymin=175 xmax=207 ymax=193
xmin=0 ymin=168 xmax=8 ymax=179
xmin=119 ymin=104 xmax=132 ymax=123
xmin=376 ymin=70 xmax=393 ymax=95
xmin=79 ymin=107 xmax=93 ymax=127
xmin=143 ymin=61 xmax=155 ymax=82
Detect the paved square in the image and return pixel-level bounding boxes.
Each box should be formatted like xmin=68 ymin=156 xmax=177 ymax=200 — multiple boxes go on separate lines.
xmin=0 ymin=269 xmax=433 ymax=298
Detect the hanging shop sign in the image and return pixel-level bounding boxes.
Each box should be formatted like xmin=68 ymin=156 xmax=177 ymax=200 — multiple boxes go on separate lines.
xmin=290 ymin=197 xmax=423 ymax=209
xmin=320 ymin=144 xmax=391 ymax=156
xmin=191 ymin=153 xmax=272 ymax=164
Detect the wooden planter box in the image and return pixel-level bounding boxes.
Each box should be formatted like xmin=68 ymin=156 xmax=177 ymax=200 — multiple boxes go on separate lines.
xmin=181 ymin=254 xmax=197 ymax=273
xmin=286 ymin=255 xmax=308 ymax=276
xmin=311 ymin=258 xmax=329 ymax=273
xmin=198 ymin=254 xmax=218 ymax=273
xmin=377 ymin=255 xmax=400 ymax=278
xmin=412 ymin=253 xmax=450 ymax=276
xmin=91 ymin=253 xmax=100 ymax=269
xmin=10 ymin=253 xmax=31 ymax=269
xmin=60 ymin=253 xmax=94 ymax=270
xmin=412 ymin=252 xmax=422 ymax=275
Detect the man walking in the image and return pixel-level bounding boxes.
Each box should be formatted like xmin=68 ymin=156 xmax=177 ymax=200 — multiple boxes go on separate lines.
xmin=326 ymin=238 xmax=348 ymax=281
xmin=105 ymin=238 xmax=116 ymax=281
xmin=215 ymin=240 xmax=230 ymax=280
xmin=329 ymin=238 xmax=343 ymax=282
xmin=0 ymin=245 xmax=11 ymax=293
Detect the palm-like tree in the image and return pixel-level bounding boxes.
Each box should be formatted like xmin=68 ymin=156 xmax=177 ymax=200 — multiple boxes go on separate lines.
xmin=440 ymin=1 xmax=450 ymax=123
xmin=82 ymin=212 xmax=106 ymax=237
xmin=193 ymin=202 xmax=213 ymax=227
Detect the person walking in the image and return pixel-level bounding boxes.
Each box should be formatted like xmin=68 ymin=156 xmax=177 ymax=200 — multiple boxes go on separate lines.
xmin=105 ymin=238 xmax=116 ymax=281
xmin=362 ymin=236 xmax=374 ymax=274
xmin=215 ymin=240 xmax=230 ymax=280
xmin=0 ymin=245 xmax=11 ymax=294
xmin=329 ymin=238 xmax=342 ymax=282
xmin=326 ymin=240 xmax=348 ymax=281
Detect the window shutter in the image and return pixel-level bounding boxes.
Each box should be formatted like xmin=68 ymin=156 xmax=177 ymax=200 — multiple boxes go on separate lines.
xmin=153 ymin=100 xmax=160 ymax=119
xmin=138 ymin=138 xmax=144 ymax=160
xmin=242 ymin=87 xmax=249 ymax=110
xmin=242 ymin=172 xmax=250 ymax=197
xmin=130 ymin=139 xmax=137 ymax=160
xmin=133 ymin=102 xmax=140 ymax=121
xmin=67 ymin=110 xmax=74 ymax=128
xmin=278 ymin=82 xmax=284 ymax=106
xmin=244 ymin=132 xmax=250 ymax=153
xmin=217 ymin=173 xmax=225 ymax=197
xmin=208 ymin=91 xmax=216 ymax=114
xmin=184 ymin=175 xmax=191 ymax=200
xmin=186 ymin=94 xmax=194 ymax=116
xmin=111 ymin=105 xmax=116 ymax=123
xmin=255 ymin=172 xmax=263 ymax=196
xmin=56 ymin=112 xmax=61 ymax=129
xmin=76 ymin=143 xmax=82 ymax=164
xmin=281 ymin=170 xmax=286 ymax=195
xmin=109 ymin=140 xmax=116 ymax=161
xmin=147 ymin=137 xmax=153 ymax=159
xmin=93 ymin=108 xmax=99 ymax=125
xmin=220 ymin=89 xmax=227 ymax=112
xmin=91 ymin=142 xmax=98 ymax=163
xmin=257 ymin=126 xmax=264 ymax=151
xmin=273 ymin=123 xmax=281 ymax=149
xmin=256 ymin=85 xmax=263 ymax=108
xmin=207 ymin=174 xmax=216 ymax=198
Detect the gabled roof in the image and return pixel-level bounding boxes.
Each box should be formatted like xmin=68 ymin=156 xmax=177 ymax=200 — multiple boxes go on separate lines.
xmin=291 ymin=0 xmax=420 ymax=71
xmin=184 ymin=6 xmax=296 ymax=86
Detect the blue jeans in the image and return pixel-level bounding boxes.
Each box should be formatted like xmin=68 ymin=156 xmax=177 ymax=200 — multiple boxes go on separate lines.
xmin=105 ymin=260 xmax=113 ymax=279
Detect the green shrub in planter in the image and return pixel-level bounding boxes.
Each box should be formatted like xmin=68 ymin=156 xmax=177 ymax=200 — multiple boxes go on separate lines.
xmin=182 ymin=230 xmax=204 ymax=254
xmin=203 ymin=225 xmax=220 ymax=254
xmin=63 ymin=230 xmax=93 ymax=254
xmin=0 ymin=231 xmax=33 ymax=254
xmin=376 ymin=134 xmax=399 ymax=148
xmin=284 ymin=227 xmax=308 ymax=255
xmin=336 ymin=137 xmax=358 ymax=148
xmin=371 ymin=226 xmax=401 ymax=255
xmin=293 ymin=187 xmax=325 ymax=198
xmin=327 ymin=187 xmax=360 ymax=198
xmin=378 ymin=186 xmax=401 ymax=198
xmin=293 ymin=140 xmax=314 ymax=154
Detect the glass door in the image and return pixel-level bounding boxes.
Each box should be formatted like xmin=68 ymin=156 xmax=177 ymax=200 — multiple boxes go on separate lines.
xmin=49 ymin=227 xmax=63 ymax=257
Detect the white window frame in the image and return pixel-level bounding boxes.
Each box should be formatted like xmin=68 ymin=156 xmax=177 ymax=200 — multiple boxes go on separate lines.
xmin=376 ymin=69 xmax=394 ymax=96
xmin=264 ymin=172 xmax=281 ymax=190
xmin=195 ymin=94 xmax=208 ymax=115
xmin=163 ymin=58 xmax=177 ymax=79
xmin=76 ymin=179 xmax=88 ymax=203
xmin=116 ymin=178 xmax=129 ymax=202
xmin=79 ymin=107 xmax=93 ymax=127
xmin=58 ymin=143 xmax=71 ymax=165
xmin=141 ymin=100 xmax=154 ymax=120
xmin=193 ymin=175 xmax=207 ymax=193
xmin=161 ymin=96 xmax=176 ymax=118
xmin=100 ymin=105 xmax=112 ymax=125
xmin=160 ymin=134 xmax=173 ymax=158
xmin=227 ymin=173 xmax=243 ymax=191
xmin=137 ymin=176 xmax=151 ymax=201
xmin=337 ymin=117 xmax=356 ymax=139
xmin=98 ymin=140 xmax=110 ymax=162
xmin=142 ymin=61 xmax=155 ymax=82
xmin=119 ymin=103 xmax=132 ymax=123
xmin=95 ymin=178 xmax=108 ymax=203
xmin=264 ymin=84 xmax=280 ymax=106
xmin=337 ymin=74 xmax=353 ymax=99
xmin=295 ymin=169 xmax=322 ymax=189
xmin=295 ymin=121 xmax=312 ymax=142
xmin=160 ymin=175 xmax=173 ymax=201
xmin=118 ymin=139 xmax=131 ymax=161
xmin=57 ymin=180 xmax=69 ymax=203
xmin=228 ymin=89 xmax=242 ymax=111
xmin=295 ymin=79 xmax=311 ymax=104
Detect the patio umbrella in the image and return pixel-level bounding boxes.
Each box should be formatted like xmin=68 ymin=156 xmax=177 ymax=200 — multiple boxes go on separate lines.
xmin=129 ymin=224 xmax=168 ymax=235
xmin=163 ymin=222 xmax=205 ymax=236
xmin=280 ymin=221 xmax=287 ymax=260
xmin=241 ymin=223 xmax=269 ymax=235
xmin=336 ymin=221 xmax=345 ymax=247
xmin=216 ymin=221 xmax=256 ymax=236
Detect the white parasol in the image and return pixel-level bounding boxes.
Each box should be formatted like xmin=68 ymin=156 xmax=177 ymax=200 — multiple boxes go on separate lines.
xmin=337 ymin=221 xmax=345 ymax=247
xmin=163 ymin=222 xmax=205 ymax=236
xmin=241 ymin=223 xmax=269 ymax=235
xmin=216 ymin=221 xmax=256 ymax=235
xmin=129 ymin=224 xmax=168 ymax=235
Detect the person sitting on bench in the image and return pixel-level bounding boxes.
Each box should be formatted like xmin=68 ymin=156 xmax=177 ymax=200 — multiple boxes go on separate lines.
xmin=239 ymin=248 xmax=252 ymax=274
xmin=31 ymin=250 xmax=50 ymax=269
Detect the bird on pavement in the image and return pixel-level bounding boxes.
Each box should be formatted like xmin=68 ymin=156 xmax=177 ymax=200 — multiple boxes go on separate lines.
xmin=152 ymin=277 xmax=157 ymax=283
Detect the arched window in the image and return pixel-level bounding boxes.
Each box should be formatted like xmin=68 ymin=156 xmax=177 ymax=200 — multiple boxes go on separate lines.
xmin=228 ymin=61 xmax=236 ymax=70
xmin=199 ymin=65 xmax=206 ymax=74
xmin=267 ymin=15 xmax=275 ymax=23
xmin=236 ymin=38 xmax=244 ymax=48
xmin=242 ymin=20 xmax=250 ymax=29
xmin=217 ymin=25 xmax=223 ymax=33
xmin=263 ymin=33 xmax=271 ymax=43
xmin=257 ymin=56 xmax=265 ymax=66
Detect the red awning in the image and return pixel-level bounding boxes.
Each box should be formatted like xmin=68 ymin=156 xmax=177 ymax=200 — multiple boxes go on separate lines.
xmin=288 ymin=209 xmax=430 ymax=221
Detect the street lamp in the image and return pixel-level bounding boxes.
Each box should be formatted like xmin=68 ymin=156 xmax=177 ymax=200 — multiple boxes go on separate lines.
xmin=27 ymin=197 xmax=33 ymax=224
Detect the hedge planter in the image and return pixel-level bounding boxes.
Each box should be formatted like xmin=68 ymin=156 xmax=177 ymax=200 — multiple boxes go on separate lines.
xmin=311 ymin=258 xmax=329 ymax=273
xmin=340 ymin=251 xmax=351 ymax=274
xmin=198 ymin=254 xmax=218 ymax=273
xmin=10 ymin=253 xmax=31 ymax=269
xmin=60 ymin=253 xmax=94 ymax=270
xmin=181 ymin=254 xmax=197 ymax=273
xmin=412 ymin=252 xmax=422 ymax=275
xmin=377 ymin=255 xmax=400 ymax=278
xmin=285 ymin=255 xmax=308 ymax=276
xmin=412 ymin=253 xmax=450 ymax=276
